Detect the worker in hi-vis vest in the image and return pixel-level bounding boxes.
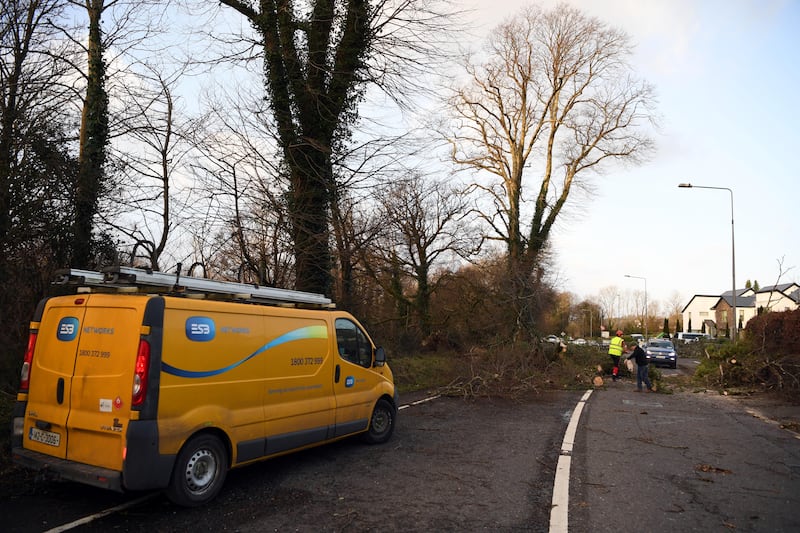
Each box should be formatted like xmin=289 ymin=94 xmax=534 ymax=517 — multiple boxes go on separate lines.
xmin=608 ymin=330 xmax=626 ymax=381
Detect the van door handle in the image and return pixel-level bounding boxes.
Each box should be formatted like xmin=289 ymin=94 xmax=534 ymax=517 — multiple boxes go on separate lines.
xmin=56 ymin=378 xmax=64 ymax=404
xmin=335 ymin=364 xmax=340 ymax=383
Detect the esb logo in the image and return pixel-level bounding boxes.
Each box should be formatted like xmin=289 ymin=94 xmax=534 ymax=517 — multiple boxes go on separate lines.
xmin=186 ymin=317 xmax=215 ymax=342
xmin=57 ymin=317 xmax=80 ymax=341
xmin=345 ymin=376 xmax=355 ymax=388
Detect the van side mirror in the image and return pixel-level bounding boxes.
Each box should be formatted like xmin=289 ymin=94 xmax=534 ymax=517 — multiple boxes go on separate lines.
xmin=374 ymin=346 xmax=386 ymax=367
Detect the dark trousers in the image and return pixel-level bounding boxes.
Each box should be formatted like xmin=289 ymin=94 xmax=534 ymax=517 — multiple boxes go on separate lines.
xmin=636 ymin=363 xmax=653 ymax=390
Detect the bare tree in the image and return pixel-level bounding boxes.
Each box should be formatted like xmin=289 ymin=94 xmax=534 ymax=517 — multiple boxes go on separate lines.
xmin=596 ymin=285 xmax=622 ymax=328
xmin=216 ymin=0 xmax=455 ymax=295
xmin=1 ymin=0 xmax=76 ymax=255
xmin=444 ymin=4 xmax=657 ymax=329
xmin=104 ymin=65 xmax=194 ymax=271
xmin=186 ymin=90 xmax=294 ymax=287
xmin=62 ymin=0 xmax=171 ymax=267
xmin=764 ymin=256 xmax=795 ymax=312
xmin=329 ymin=130 xmax=433 ymax=312
xmin=369 ymin=174 xmax=477 ymax=338
xmin=665 ymin=290 xmax=685 ymax=331
xmin=329 ymin=188 xmax=382 ymax=312
xmin=0 ymin=0 xmax=78 ymax=386
xmin=66 ymin=0 xmax=110 ymax=267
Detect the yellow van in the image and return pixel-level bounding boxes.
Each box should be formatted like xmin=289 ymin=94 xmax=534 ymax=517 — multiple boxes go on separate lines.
xmin=12 ymin=267 xmax=397 ymax=506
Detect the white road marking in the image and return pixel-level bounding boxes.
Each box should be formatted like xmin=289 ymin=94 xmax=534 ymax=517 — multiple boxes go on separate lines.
xmin=43 ymin=493 xmax=158 ymax=532
xmin=549 ymin=389 xmax=592 ymax=533
xmin=398 ymin=394 xmax=441 ymax=410
xmin=47 ymin=394 xmax=441 ymax=531
xmin=47 ymin=390 xmax=588 ymax=531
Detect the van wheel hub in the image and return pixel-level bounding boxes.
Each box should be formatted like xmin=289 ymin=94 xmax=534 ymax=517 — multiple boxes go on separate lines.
xmin=372 ymin=410 xmax=389 ymax=432
xmin=185 ymin=449 xmax=216 ymax=492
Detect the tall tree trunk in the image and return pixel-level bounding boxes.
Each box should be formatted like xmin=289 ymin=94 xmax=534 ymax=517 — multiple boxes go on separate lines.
xmin=221 ymin=0 xmax=371 ymax=296
xmin=72 ymin=0 xmax=109 ymax=268
xmin=286 ymin=143 xmax=332 ymax=295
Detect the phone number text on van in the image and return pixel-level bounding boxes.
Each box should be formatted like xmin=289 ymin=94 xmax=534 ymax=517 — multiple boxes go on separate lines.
xmin=79 ymin=349 xmax=111 ymax=358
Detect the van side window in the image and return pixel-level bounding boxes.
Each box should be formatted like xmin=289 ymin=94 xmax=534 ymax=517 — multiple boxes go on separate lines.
xmin=335 ymin=318 xmax=372 ymax=368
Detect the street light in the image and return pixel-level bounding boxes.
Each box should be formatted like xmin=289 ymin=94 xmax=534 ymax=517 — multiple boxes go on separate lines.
xmin=678 ymin=183 xmax=737 ymax=342
xmin=625 ymin=274 xmax=647 ymax=342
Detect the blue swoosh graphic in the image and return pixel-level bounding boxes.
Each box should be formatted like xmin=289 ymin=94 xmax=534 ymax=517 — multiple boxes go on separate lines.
xmin=162 ymin=325 xmax=328 ymax=378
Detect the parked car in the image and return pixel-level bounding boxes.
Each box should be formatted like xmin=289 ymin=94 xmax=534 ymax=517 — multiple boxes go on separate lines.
xmin=630 ymin=334 xmax=645 ymax=345
xmin=544 ymin=335 xmax=561 ymax=344
xmin=675 ymin=332 xmax=712 ymax=344
xmin=646 ymin=339 xmax=678 ymax=368
xmin=572 ymin=338 xmax=587 ymax=345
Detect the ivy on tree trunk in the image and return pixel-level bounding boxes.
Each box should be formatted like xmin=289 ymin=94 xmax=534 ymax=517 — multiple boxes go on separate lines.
xmin=221 ymin=0 xmax=371 ymax=296
xmin=72 ymin=1 xmax=109 ymax=268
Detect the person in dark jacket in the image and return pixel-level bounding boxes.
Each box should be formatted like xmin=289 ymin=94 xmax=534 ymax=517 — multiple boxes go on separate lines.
xmin=626 ymin=343 xmax=654 ymax=392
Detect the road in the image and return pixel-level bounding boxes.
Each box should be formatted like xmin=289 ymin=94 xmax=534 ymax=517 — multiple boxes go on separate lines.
xmin=570 ymin=380 xmax=800 ymax=532
xmin=3 ymin=359 xmax=799 ymax=532
xmin=3 ymin=391 xmax=577 ymax=532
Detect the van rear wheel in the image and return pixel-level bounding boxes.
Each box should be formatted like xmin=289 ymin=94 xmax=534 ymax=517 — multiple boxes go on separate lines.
xmin=363 ymin=398 xmax=395 ymax=444
xmin=167 ymin=434 xmax=228 ymax=507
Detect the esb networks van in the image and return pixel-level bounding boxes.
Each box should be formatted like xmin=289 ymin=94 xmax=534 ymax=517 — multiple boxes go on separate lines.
xmin=12 ymin=267 xmax=398 ymax=506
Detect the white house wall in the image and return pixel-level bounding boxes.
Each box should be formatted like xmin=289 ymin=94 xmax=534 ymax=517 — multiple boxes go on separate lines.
xmin=756 ymin=292 xmax=797 ymax=312
xmin=682 ymin=296 xmax=719 ymax=333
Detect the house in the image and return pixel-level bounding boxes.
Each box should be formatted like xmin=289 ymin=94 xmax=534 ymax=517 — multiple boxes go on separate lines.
xmin=755 ymin=283 xmax=800 ymax=313
xmin=710 ymin=289 xmax=756 ymax=337
xmin=681 ymin=283 xmax=799 ymax=338
xmin=681 ymin=295 xmax=727 ymax=335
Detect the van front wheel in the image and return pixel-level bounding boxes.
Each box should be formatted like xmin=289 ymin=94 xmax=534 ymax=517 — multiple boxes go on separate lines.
xmin=363 ymin=398 xmax=395 ymax=444
xmin=167 ymin=434 xmax=228 ymax=507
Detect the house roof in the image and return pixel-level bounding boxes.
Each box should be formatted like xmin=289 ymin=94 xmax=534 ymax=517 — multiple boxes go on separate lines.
xmin=711 ymin=294 xmax=756 ymax=310
xmin=684 ymin=283 xmax=800 ymax=315
xmin=680 ymin=294 xmax=721 ymax=313
xmin=721 ymin=288 xmax=754 ymax=298
xmin=757 ymin=282 xmax=799 ymax=293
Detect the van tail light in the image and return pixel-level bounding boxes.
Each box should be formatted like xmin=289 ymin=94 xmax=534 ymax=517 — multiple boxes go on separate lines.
xmin=132 ymin=339 xmax=151 ymax=407
xmin=20 ymin=332 xmax=38 ymax=391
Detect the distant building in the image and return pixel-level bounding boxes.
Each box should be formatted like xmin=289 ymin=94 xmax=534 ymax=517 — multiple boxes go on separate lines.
xmin=681 ymin=283 xmax=800 ymax=338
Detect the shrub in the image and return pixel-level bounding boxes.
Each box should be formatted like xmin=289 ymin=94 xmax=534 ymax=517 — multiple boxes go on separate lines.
xmin=693 ymin=309 xmax=800 ymax=402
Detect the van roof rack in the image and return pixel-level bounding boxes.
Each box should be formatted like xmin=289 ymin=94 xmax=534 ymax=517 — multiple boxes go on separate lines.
xmin=53 ymin=266 xmax=333 ymax=308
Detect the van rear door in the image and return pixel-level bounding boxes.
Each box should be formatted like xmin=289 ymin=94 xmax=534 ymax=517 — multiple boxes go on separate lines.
xmin=23 ymin=294 xmax=146 ymax=471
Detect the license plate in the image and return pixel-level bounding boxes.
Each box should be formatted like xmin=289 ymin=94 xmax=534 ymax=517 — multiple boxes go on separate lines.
xmin=29 ymin=427 xmax=61 ymax=447
xmin=656 ymin=355 xmax=665 ymax=359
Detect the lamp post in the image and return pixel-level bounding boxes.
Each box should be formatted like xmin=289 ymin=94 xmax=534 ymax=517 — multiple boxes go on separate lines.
xmin=625 ymin=274 xmax=647 ymax=342
xmin=678 ymin=183 xmax=737 ymax=342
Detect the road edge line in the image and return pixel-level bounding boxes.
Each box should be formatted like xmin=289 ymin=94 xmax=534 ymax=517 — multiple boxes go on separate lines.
xmin=549 ymin=389 xmax=593 ymax=533
xmin=398 ymin=394 xmax=441 ymax=410
xmin=43 ymin=493 xmax=159 ymax=533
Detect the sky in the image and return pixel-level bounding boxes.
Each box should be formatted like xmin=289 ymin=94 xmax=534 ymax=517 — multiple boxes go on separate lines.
xmin=463 ymin=0 xmax=800 ymax=311
xmin=117 ymin=1 xmax=797 ymax=315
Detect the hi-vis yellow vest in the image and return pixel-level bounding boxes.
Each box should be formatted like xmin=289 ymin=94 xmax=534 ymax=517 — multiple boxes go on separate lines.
xmin=608 ymin=336 xmax=624 ymax=356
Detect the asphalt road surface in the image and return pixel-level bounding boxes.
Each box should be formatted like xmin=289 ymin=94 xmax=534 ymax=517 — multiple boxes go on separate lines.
xmin=2 ymin=391 xmax=579 ymax=532
xmin=3 ymin=373 xmax=799 ymax=532
xmin=570 ymin=380 xmax=800 ymax=532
